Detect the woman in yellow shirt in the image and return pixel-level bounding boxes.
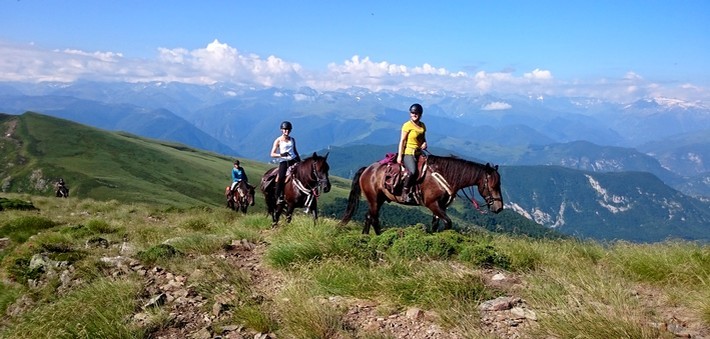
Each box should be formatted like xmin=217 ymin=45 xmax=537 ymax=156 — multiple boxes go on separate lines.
xmin=396 ymin=103 xmax=427 ymax=202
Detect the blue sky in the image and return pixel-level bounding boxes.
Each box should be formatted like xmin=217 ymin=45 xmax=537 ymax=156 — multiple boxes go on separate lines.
xmin=1 ymin=1 xmax=708 ymax=103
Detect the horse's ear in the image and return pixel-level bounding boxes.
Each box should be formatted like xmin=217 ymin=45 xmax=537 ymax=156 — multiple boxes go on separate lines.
xmin=494 ymin=165 xmax=499 ymax=170
xmin=324 ymin=152 xmax=329 ymax=160
xmin=312 ymin=152 xmax=317 ymax=158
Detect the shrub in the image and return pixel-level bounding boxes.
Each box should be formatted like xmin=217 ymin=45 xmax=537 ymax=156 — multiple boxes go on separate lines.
xmin=85 ymin=219 xmax=117 ymax=234
xmin=0 ymin=216 xmax=57 ymax=243
xmin=7 ymin=257 xmax=43 ymax=283
xmin=137 ymin=244 xmax=180 ymax=265
xmin=0 ymin=197 xmax=37 ymax=211
xmin=388 ymin=229 xmax=462 ymax=260
xmin=459 ymin=243 xmax=511 ymax=269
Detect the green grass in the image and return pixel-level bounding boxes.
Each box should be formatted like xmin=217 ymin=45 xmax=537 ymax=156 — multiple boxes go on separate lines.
xmin=0 ymin=193 xmax=707 ymax=338
xmin=0 ymin=278 xmax=142 ymax=338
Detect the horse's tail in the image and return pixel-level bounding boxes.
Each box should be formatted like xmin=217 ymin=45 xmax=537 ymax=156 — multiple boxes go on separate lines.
xmin=340 ymin=166 xmax=366 ymax=226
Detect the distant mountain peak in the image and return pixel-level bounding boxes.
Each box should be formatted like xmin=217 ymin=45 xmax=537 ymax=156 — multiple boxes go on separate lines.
xmin=625 ymin=97 xmax=707 ymax=111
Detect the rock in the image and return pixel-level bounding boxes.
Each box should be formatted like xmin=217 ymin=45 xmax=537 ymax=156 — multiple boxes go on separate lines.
xmin=0 ymin=237 xmax=10 ymax=250
xmin=479 ymin=296 xmax=516 ymax=312
xmin=491 ymin=272 xmax=506 ymax=281
xmin=144 ymin=293 xmax=167 ymax=308
xmin=406 ymin=307 xmax=424 ymax=320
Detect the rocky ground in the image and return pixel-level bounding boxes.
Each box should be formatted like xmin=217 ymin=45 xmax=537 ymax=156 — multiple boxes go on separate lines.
xmin=117 ymin=236 xmax=536 ymax=338
xmin=5 ymin=231 xmax=707 ymax=338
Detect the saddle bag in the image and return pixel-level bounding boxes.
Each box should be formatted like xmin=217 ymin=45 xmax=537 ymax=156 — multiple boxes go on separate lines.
xmin=383 ymin=164 xmax=405 ymax=195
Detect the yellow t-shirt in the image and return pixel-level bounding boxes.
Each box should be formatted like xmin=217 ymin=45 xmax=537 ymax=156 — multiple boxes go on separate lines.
xmin=402 ymin=120 xmax=426 ymax=155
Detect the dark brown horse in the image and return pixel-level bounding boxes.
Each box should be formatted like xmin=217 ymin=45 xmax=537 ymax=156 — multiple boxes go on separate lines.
xmin=340 ymin=155 xmax=504 ymax=235
xmin=225 ymin=180 xmax=256 ymax=214
xmin=260 ymin=152 xmax=331 ymax=225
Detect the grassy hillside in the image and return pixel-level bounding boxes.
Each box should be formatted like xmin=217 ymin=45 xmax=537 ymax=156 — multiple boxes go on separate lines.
xmin=0 ymin=195 xmax=707 ymax=338
xmin=0 ymin=112 xmax=353 ymax=210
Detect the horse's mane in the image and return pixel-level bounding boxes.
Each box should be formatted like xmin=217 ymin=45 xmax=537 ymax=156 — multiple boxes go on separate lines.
xmin=427 ymin=154 xmax=486 ymax=188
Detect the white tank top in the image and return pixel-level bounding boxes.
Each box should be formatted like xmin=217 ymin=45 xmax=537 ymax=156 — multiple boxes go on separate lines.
xmin=279 ymin=137 xmax=295 ymax=161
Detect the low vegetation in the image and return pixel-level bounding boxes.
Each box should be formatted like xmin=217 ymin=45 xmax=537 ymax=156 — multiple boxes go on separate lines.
xmin=0 ymin=194 xmax=707 ymax=338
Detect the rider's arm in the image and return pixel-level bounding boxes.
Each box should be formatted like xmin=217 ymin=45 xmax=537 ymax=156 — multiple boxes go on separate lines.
xmin=397 ymin=128 xmax=408 ymax=163
xmin=270 ymin=138 xmax=281 ymax=158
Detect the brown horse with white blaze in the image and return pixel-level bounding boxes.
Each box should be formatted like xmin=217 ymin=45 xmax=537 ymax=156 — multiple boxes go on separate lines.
xmin=340 ymin=155 xmax=503 ymax=235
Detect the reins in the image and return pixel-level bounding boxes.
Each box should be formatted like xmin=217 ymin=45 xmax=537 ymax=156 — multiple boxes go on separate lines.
xmin=291 ymin=158 xmax=328 ymax=209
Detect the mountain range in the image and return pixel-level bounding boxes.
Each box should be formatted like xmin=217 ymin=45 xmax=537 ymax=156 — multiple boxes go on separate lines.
xmin=0 ymin=81 xmax=709 ymax=242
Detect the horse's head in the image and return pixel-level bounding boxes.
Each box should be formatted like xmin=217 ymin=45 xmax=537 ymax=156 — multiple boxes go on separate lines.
xmin=307 ymin=151 xmax=331 ymax=193
xmin=478 ymin=163 xmax=503 ymax=213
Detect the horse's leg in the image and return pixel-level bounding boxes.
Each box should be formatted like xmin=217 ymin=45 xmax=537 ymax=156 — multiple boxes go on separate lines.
xmin=311 ymin=200 xmax=319 ymax=225
xmin=285 ymin=203 xmax=295 ymax=223
xmin=370 ymin=195 xmax=386 ymax=235
xmin=426 ymin=199 xmax=452 ymax=232
xmin=429 ymin=215 xmax=439 ymax=233
xmin=273 ymin=203 xmax=282 ymax=226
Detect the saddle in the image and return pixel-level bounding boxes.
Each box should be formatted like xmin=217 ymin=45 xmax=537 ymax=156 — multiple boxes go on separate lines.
xmin=382 ymin=154 xmax=427 ymax=198
xmin=260 ymin=164 xmax=297 ymax=190
xmin=226 ymin=182 xmax=245 ymax=200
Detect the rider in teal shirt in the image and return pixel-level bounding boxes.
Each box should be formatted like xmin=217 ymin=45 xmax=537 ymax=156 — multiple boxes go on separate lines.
xmin=231 ymin=160 xmax=248 ymax=191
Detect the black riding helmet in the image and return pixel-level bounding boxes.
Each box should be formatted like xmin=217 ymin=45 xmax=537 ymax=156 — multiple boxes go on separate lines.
xmin=280 ymin=121 xmax=292 ymax=130
xmin=409 ymin=103 xmax=423 ymax=115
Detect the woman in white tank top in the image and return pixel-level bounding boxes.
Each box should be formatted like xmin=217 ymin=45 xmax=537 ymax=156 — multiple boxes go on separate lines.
xmin=270 ymin=121 xmax=301 ymax=203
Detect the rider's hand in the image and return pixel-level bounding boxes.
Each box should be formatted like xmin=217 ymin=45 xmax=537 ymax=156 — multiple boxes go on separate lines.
xmin=281 ymin=152 xmax=289 ymax=157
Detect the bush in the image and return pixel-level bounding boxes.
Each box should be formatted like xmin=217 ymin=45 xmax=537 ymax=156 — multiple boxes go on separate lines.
xmin=387 ymin=228 xmax=463 ymax=260
xmin=137 ymin=244 xmax=180 ymax=265
xmin=85 ymin=219 xmax=117 ymax=234
xmin=0 ymin=197 xmax=37 ymax=211
xmin=7 ymin=257 xmax=44 ymax=283
xmin=0 ymin=216 xmax=57 ymax=243
xmin=459 ymin=243 xmax=511 ymax=269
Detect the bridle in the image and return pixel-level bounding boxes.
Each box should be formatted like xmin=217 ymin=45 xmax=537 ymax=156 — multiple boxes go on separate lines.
xmin=459 ymin=169 xmax=502 ymax=213
xmin=308 ymin=159 xmax=330 ymax=193
xmin=292 ymin=158 xmax=330 ymax=197
xmin=480 ymin=171 xmax=503 ymax=207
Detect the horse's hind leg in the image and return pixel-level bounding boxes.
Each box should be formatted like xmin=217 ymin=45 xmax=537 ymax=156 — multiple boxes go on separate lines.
xmin=369 ymin=196 xmax=385 ymax=235
xmin=363 ymin=214 xmax=372 ymax=234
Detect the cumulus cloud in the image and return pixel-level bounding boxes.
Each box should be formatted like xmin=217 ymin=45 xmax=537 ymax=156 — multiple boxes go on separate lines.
xmin=0 ymin=39 xmax=705 ymax=103
xmin=482 ymin=101 xmax=512 ymax=111
xmin=524 ymin=68 xmax=552 ymax=80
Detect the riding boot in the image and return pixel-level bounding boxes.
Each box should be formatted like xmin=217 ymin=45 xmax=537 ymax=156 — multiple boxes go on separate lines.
xmin=401 ymin=186 xmax=413 ymax=203
xmin=276 ymin=192 xmax=285 ymax=205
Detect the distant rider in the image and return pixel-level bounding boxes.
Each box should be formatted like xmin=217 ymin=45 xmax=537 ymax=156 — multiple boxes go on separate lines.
xmin=56 ymin=178 xmax=69 ymax=197
xmin=270 ymin=121 xmax=301 ymax=204
xmin=230 ymin=160 xmax=248 ymax=191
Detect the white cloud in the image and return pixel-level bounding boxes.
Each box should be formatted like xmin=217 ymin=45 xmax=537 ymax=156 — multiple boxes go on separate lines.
xmin=523 ymin=68 xmax=552 ymax=80
xmin=0 ymin=39 xmax=706 ymax=104
xmin=482 ymin=101 xmax=512 ymax=110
